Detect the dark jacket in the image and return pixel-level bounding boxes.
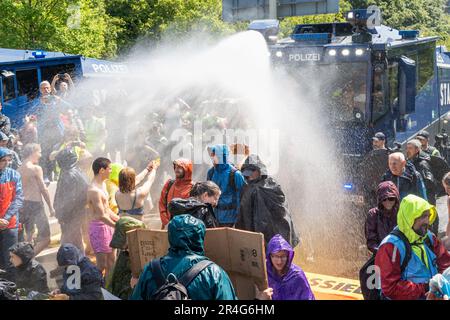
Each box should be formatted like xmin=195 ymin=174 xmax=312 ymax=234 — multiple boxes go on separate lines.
xmin=236 ymin=155 xmax=299 ymax=247
xmin=7 ymin=242 xmax=49 ymax=293
xmin=0 ymin=113 xmax=11 ymax=136
xmin=410 ymin=152 xmax=436 ymax=204
xmin=168 ymin=197 xmax=219 ymax=228
xmin=54 ymin=148 xmax=89 ymax=222
xmin=364 ymin=181 xmax=400 ymax=254
xmin=381 ymin=161 xmax=427 ymax=201
xmin=131 ymin=215 xmax=237 ymax=300
xmin=57 ymin=244 xmax=103 ymax=300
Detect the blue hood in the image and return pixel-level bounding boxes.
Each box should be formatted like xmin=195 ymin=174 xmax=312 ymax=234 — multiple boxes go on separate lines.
xmin=57 ymin=243 xmax=83 ymax=266
xmin=208 ymin=144 xmax=230 ymax=166
xmin=0 ymin=147 xmax=13 ymax=159
xmin=168 ymin=214 xmax=205 ymax=256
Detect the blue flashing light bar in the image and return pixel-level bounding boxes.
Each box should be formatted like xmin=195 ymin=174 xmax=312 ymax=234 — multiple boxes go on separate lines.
xmin=291 ymin=32 xmax=331 ymax=43
xmin=343 ymin=183 xmax=353 ymax=190
xmin=32 ymin=50 xmax=46 ymax=59
xmin=399 ymin=30 xmax=419 ymax=39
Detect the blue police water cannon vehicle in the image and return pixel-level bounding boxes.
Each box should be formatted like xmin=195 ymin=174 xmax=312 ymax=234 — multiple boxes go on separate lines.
xmin=260 ymin=8 xmax=450 ymax=209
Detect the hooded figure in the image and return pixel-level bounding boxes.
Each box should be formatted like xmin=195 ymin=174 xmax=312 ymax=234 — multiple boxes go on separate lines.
xmin=57 ymin=244 xmax=103 ymax=300
xmin=159 ymin=158 xmax=193 ymax=227
xmin=206 ymin=144 xmax=246 ymax=226
xmin=107 ymin=217 xmax=146 ymax=299
xmin=365 ymin=181 xmax=400 ymax=253
xmin=54 ymin=148 xmax=89 ymax=252
xmin=131 ymin=215 xmax=237 ymax=300
xmin=7 ymin=242 xmax=49 ymax=293
xmin=236 ymin=155 xmax=299 ymax=247
xmin=375 ymin=195 xmax=450 ymax=300
xmin=168 ymin=197 xmax=219 ymax=228
xmin=266 ymin=235 xmax=314 ymax=300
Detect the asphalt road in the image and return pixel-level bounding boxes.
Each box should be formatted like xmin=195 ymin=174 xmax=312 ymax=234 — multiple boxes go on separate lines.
xmin=436 ymin=196 xmax=448 ymax=234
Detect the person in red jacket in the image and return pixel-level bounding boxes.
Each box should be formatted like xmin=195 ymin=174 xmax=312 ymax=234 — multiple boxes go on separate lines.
xmin=158 ymin=158 xmax=193 ymax=229
xmin=375 ymin=194 xmax=450 ymax=300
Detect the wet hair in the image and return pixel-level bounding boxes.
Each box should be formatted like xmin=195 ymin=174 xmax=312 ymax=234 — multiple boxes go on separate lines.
xmin=190 ymin=181 xmax=221 ymax=198
xmin=22 ymin=143 xmax=41 ymax=159
xmin=443 ymin=172 xmax=450 ymax=187
xmin=92 ymin=157 xmax=111 ymax=175
xmin=119 ymin=167 xmax=136 ymax=193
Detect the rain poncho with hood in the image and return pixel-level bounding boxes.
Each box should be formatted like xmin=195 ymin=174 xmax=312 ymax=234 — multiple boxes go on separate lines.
xmin=168 ymin=197 xmax=219 ymax=228
xmin=57 ymin=243 xmax=103 ymax=300
xmin=266 ymin=234 xmax=314 ymax=300
xmin=7 ymin=242 xmax=49 ymax=293
xmin=131 ymin=215 xmax=237 ymax=300
xmin=54 ymin=148 xmax=89 ymax=223
xmin=375 ymin=194 xmax=450 ymax=300
xmin=365 ymin=181 xmax=400 ymax=253
xmin=206 ymin=144 xmax=245 ymax=225
xmin=107 ymin=217 xmax=146 ymax=299
xmin=159 ymin=158 xmax=193 ymax=227
xmin=236 ymin=155 xmax=299 ymax=247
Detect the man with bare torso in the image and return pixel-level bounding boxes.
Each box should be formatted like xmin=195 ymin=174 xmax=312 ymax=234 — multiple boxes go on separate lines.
xmin=86 ymin=157 xmax=119 ymax=279
xmin=18 ymin=143 xmax=54 ymax=256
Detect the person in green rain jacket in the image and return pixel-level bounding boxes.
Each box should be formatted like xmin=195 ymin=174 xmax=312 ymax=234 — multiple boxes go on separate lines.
xmin=130 ymin=214 xmax=237 ymax=300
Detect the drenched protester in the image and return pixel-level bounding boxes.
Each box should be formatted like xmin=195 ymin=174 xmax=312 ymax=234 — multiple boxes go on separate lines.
xmin=49 ymin=126 xmax=86 ymax=164
xmin=372 ymin=132 xmax=388 ymax=151
xmin=236 ymin=154 xmax=299 ymax=247
xmin=375 ymin=195 xmax=450 ymax=300
xmin=364 ymin=181 xmax=400 ymax=254
xmin=115 ymin=161 xmax=158 ymax=221
xmin=417 ymin=130 xmax=441 ymax=157
xmin=54 ymin=148 xmax=89 ymax=253
xmin=19 ymin=115 xmax=38 ymax=146
xmin=34 ymin=81 xmax=66 ymax=181
xmin=51 ymin=73 xmax=74 ymax=100
xmin=0 ymin=132 xmax=21 ymax=170
xmin=442 ymin=172 xmax=450 ymax=237
xmin=0 ymin=101 xmax=11 ymax=136
xmin=381 ymin=152 xmax=427 ymax=201
xmin=131 ymin=215 xmax=237 ymax=300
xmin=264 ymin=234 xmax=314 ymax=300
xmin=168 ymin=181 xmax=220 ymax=228
xmin=105 ymin=163 xmax=123 ymax=214
xmin=86 ymin=157 xmax=119 ymax=279
xmin=0 ymin=147 xmax=24 ymax=275
xmin=206 ymin=144 xmax=246 ymax=227
xmin=159 ymin=158 xmax=193 ymax=229
xmin=7 ymin=242 xmax=49 ymax=294
xmin=107 ymin=216 xmax=146 ymax=300
xmin=17 ymin=144 xmax=53 ymax=255
xmin=51 ymin=244 xmax=103 ymax=300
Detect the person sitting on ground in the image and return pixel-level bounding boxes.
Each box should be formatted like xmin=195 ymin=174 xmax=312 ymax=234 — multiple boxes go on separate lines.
xmin=264 ymin=234 xmax=314 ymax=300
xmin=168 ymin=181 xmax=220 ymax=228
xmin=159 ymin=158 xmax=193 ymax=229
xmin=50 ymin=243 xmax=103 ymax=300
xmin=131 ymin=215 xmax=237 ymax=300
xmin=236 ymin=154 xmax=299 ymax=247
xmin=375 ymin=194 xmax=450 ymax=300
xmin=107 ymin=216 xmax=146 ymax=300
xmin=115 ymin=161 xmax=158 ymax=221
xmin=7 ymin=242 xmax=49 ymax=294
xmin=365 ymin=181 xmax=400 ymax=254
xmin=381 ymin=152 xmax=427 ymax=201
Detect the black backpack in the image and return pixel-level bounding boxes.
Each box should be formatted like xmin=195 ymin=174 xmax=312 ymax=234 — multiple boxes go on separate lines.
xmin=150 ymin=258 xmax=213 ymax=300
xmin=359 ymin=229 xmax=433 ymax=300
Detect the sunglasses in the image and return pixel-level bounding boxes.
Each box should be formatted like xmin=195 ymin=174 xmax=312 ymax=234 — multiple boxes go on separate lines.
xmin=383 ymin=197 xmax=396 ymax=202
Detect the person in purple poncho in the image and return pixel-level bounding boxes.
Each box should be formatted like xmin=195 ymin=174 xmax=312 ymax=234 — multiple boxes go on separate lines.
xmin=266 ymin=234 xmax=315 ymax=300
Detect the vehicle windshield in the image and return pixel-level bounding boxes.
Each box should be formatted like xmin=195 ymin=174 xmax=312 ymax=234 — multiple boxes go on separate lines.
xmin=281 ymin=62 xmax=368 ymax=122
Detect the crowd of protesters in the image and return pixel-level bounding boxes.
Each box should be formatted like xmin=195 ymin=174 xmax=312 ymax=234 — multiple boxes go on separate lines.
xmin=0 ymin=77 xmax=311 ymax=301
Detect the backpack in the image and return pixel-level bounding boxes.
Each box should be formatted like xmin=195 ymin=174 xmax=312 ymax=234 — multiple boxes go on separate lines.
xmin=150 ymin=258 xmax=213 ymax=300
xmin=164 ymin=179 xmax=176 ymax=211
xmin=359 ymin=229 xmax=433 ymax=300
xmin=0 ymin=279 xmax=17 ymax=300
xmin=207 ymin=166 xmax=238 ymax=211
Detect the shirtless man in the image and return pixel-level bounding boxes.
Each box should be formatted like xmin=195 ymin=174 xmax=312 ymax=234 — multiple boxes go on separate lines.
xmin=18 ymin=143 xmax=55 ymax=256
xmin=86 ymin=157 xmax=119 ymax=279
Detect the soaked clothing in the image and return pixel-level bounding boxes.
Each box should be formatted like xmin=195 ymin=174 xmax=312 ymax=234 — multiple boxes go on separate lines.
xmin=89 ymin=220 xmax=114 ymax=254
xmin=365 ymin=181 xmax=400 ymax=254
xmin=20 ymin=200 xmax=50 ymax=241
xmin=116 ymin=192 xmax=144 ymax=217
xmin=168 ymin=197 xmax=219 ymax=228
xmin=266 ymin=234 xmax=314 ymax=300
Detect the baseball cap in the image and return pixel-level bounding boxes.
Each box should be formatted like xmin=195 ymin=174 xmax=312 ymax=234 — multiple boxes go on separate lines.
xmin=416 ymin=131 xmax=430 ymax=140
xmin=372 ymin=132 xmax=386 ymax=141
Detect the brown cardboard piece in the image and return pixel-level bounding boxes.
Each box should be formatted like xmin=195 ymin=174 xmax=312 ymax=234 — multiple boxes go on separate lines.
xmin=127 ymin=227 xmax=268 ymax=299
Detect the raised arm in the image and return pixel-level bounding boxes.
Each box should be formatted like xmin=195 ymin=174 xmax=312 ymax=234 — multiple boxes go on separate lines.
xmin=51 ymin=75 xmax=59 ymax=95
xmin=138 ymin=163 xmax=158 ymax=198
